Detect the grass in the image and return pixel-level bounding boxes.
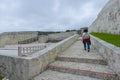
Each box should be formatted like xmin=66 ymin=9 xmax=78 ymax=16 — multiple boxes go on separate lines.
xmin=0 ymin=73 xmax=3 ymax=80
xmin=0 ymin=75 xmax=3 ymax=80
xmin=91 ymin=32 xmax=120 ymax=47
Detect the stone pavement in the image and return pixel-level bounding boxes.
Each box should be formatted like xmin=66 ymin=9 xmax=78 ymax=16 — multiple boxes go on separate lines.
xmin=33 ymin=38 xmax=118 ymax=80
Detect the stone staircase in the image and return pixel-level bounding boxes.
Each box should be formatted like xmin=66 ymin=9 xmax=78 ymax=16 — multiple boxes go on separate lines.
xmin=33 ymin=39 xmax=118 ymax=80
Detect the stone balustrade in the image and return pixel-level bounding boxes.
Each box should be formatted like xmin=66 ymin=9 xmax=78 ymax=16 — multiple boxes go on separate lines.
xmin=18 ymin=45 xmax=46 ymax=56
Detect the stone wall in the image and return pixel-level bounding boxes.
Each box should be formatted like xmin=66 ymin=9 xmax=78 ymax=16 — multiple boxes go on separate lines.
xmin=91 ymin=35 xmax=120 ymax=78
xmin=38 ymin=35 xmax=48 ymax=43
xmin=89 ymin=0 xmax=120 ymax=34
xmin=0 ymin=34 xmax=79 ymax=80
xmin=0 ymin=31 xmax=38 ymax=47
xmin=38 ymin=32 xmax=76 ymax=43
xmin=48 ymin=32 xmax=75 ymax=41
xmin=0 ymin=31 xmax=76 ymax=47
xmin=0 ymin=55 xmax=29 ymax=80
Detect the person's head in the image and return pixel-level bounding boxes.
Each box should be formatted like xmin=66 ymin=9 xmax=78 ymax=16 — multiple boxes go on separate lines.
xmin=84 ymin=29 xmax=88 ymax=32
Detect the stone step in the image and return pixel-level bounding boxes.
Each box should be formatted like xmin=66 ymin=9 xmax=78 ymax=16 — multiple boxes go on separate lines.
xmin=48 ymin=61 xmax=118 ymax=80
xmin=33 ymin=70 xmax=102 ymax=80
xmin=57 ymin=40 xmax=107 ymax=65
xmin=56 ymin=56 xmax=107 ymax=65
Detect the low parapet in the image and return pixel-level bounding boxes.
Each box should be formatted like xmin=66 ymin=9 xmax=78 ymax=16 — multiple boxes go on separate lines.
xmin=91 ymin=35 xmax=120 ymax=79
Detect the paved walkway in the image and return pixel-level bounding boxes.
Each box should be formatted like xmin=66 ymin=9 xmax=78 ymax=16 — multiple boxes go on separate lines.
xmin=33 ymin=38 xmax=118 ymax=80
xmin=57 ymin=39 xmax=103 ymax=60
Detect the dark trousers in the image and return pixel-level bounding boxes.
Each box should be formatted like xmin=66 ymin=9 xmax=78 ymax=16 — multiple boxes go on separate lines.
xmin=84 ymin=41 xmax=90 ymax=51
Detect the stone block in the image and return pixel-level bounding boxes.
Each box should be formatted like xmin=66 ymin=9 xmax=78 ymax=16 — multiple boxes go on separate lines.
xmin=91 ymin=35 xmax=120 ymax=79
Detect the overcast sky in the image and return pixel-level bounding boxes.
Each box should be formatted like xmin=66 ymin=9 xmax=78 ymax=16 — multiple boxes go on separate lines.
xmin=0 ymin=0 xmax=109 ymax=33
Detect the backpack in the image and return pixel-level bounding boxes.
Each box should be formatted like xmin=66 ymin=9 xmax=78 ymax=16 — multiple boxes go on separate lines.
xmin=83 ymin=33 xmax=90 ymax=39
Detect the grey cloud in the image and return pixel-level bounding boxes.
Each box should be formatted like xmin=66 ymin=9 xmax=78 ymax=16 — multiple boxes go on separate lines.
xmin=0 ymin=0 xmax=109 ymax=33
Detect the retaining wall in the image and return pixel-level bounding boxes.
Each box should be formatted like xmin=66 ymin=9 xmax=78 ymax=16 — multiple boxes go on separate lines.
xmin=38 ymin=32 xmax=76 ymax=43
xmin=0 ymin=31 xmax=76 ymax=47
xmin=0 ymin=31 xmax=38 ymax=47
xmin=91 ymin=35 xmax=120 ymax=78
xmin=48 ymin=32 xmax=75 ymax=41
xmin=0 ymin=34 xmax=79 ymax=80
xmin=38 ymin=35 xmax=48 ymax=43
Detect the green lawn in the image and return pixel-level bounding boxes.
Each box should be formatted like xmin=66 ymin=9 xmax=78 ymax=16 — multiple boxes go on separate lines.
xmin=0 ymin=76 xmax=3 ymax=80
xmin=0 ymin=73 xmax=3 ymax=80
xmin=91 ymin=32 xmax=120 ymax=47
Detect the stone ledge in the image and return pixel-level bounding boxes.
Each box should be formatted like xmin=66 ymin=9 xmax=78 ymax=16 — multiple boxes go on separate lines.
xmin=91 ymin=35 xmax=120 ymax=79
xmin=56 ymin=56 xmax=107 ymax=65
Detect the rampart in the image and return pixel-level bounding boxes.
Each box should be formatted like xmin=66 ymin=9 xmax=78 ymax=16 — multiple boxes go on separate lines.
xmin=0 ymin=31 xmax=75 ymax=47
xmin=91 ymin=35 xmax=120 ymax=78
xmin=0 ymin=31 xmax=38 ymax=47
xmin=0 ymin=34 xmax=79 ymax=80
xmin=38 ymin=32 xmax=76 ymax=43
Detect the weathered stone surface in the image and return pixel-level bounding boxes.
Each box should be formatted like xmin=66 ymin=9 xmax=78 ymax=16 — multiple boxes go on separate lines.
xmin=27 ymin=34 xmax=79 ymax=79
xmin=48 ymin=61 xmax=117 ymax=80
xmin=0 ymin=31 xmax=76 ymax=47
xmin=0 ymin=34 xmax=79 ymax=80
xmin=48 ymin=32 xmax=75 ymax=41
xmin=34 ymin=70 xmax=102 ymax=80
xmin=91 ymin=35 xmax=120 ymax=79
xmin=34 ymin=39 xmax=118 ymax=80
xmin=0 ymin=55 xmax=29 ymax=80
xmin=38 ymin=32 xmax=76 ymax=43
xmin=89 ymin=0 xmax=120 ymax=34
xmin=0 ymin=31 xmax=38 ymax=47
xmin=56 ymin=40 xmax=107 ymax=65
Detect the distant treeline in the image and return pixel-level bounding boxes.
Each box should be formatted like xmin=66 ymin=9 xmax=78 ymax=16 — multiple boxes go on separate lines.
xmin=37 ymin=31 xmax=61 ymax=35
